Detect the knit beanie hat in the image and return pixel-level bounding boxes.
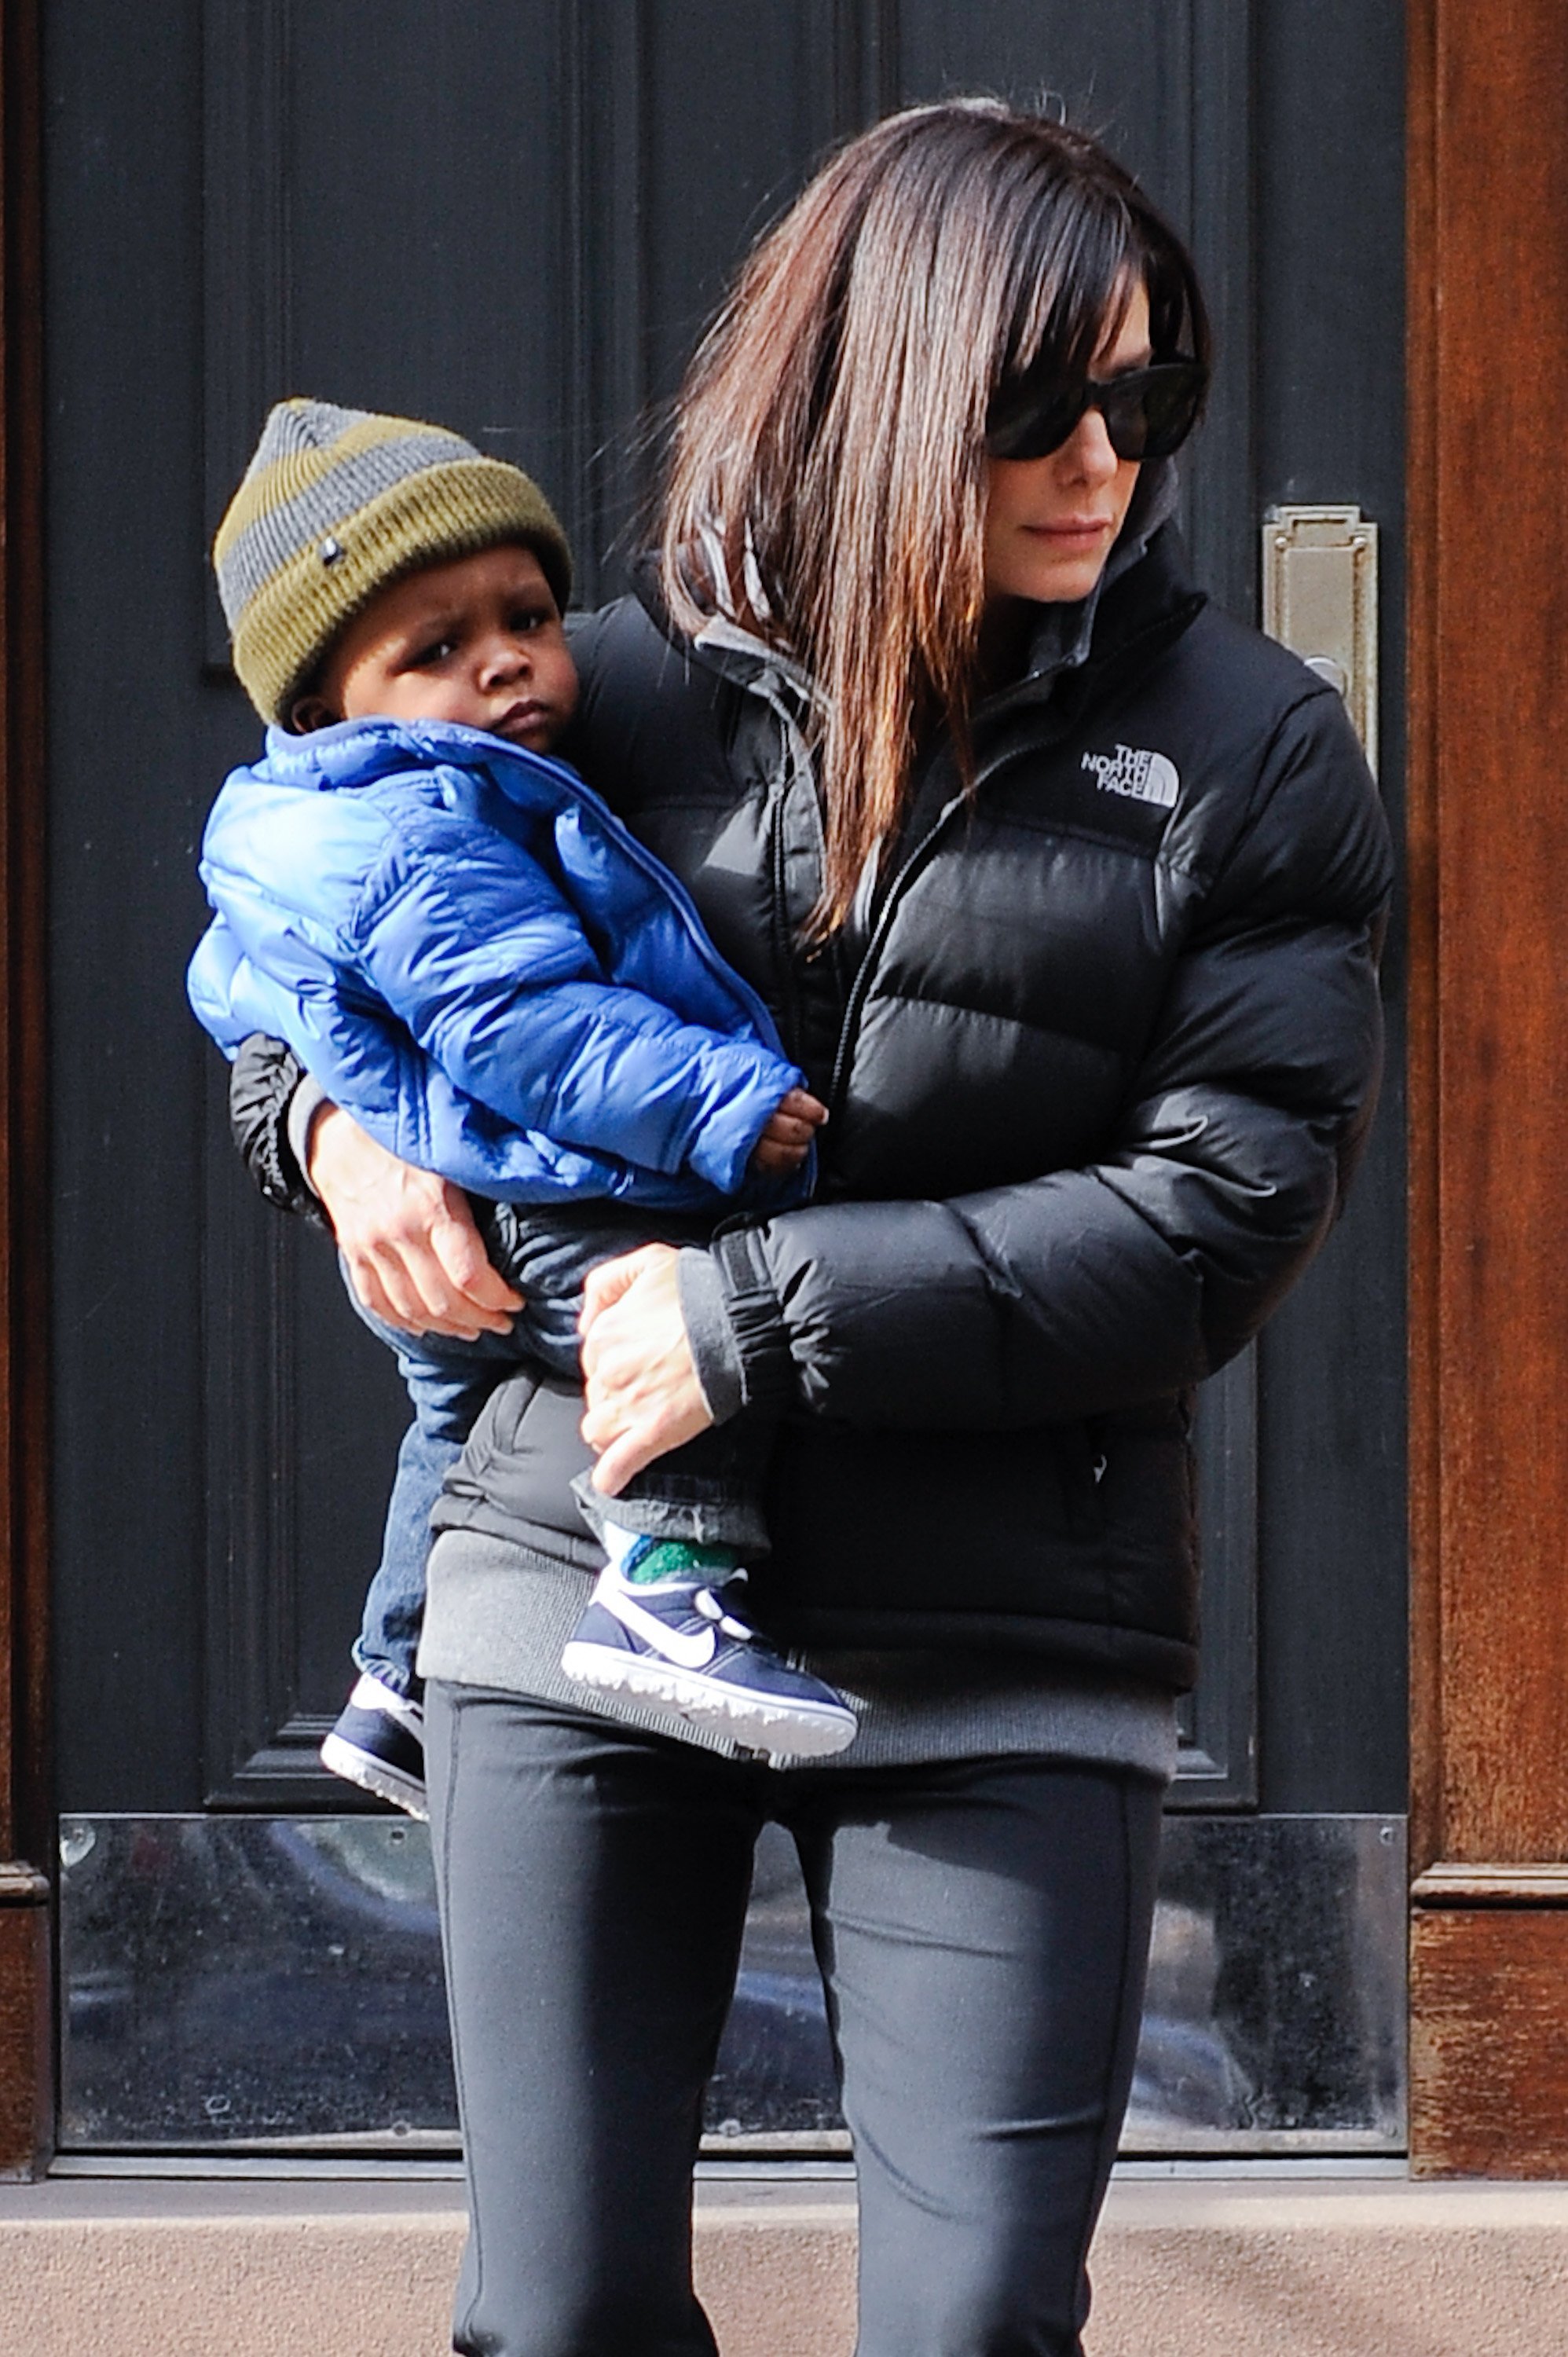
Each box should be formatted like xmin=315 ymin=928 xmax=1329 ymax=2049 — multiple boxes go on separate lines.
xmin=213 ymin=398 xmax=573 ymax=722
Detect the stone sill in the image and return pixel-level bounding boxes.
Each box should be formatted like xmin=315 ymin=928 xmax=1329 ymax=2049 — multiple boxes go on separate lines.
xmin=2 ymin=2173 xmax=1568 ymax=2352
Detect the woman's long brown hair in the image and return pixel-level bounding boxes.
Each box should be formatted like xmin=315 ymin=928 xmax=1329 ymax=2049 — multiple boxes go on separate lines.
xmin=658 ymin=101 xmax=1208 ymax=939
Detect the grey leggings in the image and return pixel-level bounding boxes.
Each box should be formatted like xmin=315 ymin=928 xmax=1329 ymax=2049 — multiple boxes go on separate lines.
xmin=426 ymin=1683 xmax=1164 ymax=2357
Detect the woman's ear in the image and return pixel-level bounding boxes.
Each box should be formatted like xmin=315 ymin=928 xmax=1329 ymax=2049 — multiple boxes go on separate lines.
xmin=288 ymin=691 xmax=336 ymax=734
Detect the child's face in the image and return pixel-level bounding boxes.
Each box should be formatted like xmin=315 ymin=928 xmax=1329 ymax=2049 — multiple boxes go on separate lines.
xmin=292 ymin=543 xmax=578 ymax=753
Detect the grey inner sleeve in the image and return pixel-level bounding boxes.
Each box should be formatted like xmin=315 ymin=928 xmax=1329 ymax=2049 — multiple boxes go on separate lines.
xmin=284 ymin=1072 xmax=331 ymax=1196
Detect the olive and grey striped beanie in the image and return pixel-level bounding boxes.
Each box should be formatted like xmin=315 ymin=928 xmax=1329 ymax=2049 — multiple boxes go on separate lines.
xmin=213 ymin=398 xmax=573 ymax=722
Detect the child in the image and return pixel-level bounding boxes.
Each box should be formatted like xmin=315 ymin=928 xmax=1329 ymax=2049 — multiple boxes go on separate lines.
xmin=189 ymin=399 xmax=856 ymax=1813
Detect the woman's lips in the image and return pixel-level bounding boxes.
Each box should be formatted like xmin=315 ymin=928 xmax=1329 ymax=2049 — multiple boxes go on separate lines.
xmin=1025 ymin=518 xmax=1114 ymax=541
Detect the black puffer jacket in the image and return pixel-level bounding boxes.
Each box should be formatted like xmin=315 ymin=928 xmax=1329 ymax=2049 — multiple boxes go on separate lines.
xmin=236 ymin=525 xmax=1391 ymax=1692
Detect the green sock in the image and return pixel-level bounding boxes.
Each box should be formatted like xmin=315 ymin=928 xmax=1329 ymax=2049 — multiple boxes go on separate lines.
xmin=609 ymin=1530 xmax=739 ymax=1586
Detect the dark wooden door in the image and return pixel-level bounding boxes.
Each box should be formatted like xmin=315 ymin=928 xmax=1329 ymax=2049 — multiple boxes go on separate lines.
xmin=44 ymin=1 xmax=1406 ymax=2150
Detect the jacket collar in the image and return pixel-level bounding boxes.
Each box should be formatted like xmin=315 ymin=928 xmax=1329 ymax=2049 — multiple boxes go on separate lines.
xmin=634 ymin=456 xmax=1202 ymax=720
xmin=255 ymin=713 xmax=584 ymax=809
xmin=990 ymin=453 xmax=1182 ymax=702
xmin=980 ymin=521 xmax=1207 ymax=736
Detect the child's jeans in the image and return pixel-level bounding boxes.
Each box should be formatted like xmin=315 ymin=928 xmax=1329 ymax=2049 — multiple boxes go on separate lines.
xmin=344 ymin=1203 xmax=771 ymax=1698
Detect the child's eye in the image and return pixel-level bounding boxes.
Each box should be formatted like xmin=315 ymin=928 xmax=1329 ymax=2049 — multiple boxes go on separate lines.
xmin=412 ymin=636 xmax=458 ymax=666
xmin=511 ymin=607 xmax=550 ymax=634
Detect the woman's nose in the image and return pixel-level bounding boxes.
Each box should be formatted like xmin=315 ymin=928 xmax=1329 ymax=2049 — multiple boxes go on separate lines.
xmin=1058 ymin=405 xmax=1120 ymax=484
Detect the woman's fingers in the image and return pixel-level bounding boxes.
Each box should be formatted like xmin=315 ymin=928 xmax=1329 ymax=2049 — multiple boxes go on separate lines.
xmin=339 ymin=1246 xmax=404 ymax=1331
xmin=430 ymin=1192 xmax=524 ymax=1316
xmin=587 ymin=1395 xmax=713 ymax=1497
xmin=377 ymin=1211 xmax=518 ymax=1337
xmin=580 ymin=1244 xmax=672 ymax=1339
xmin=307 ymin=1104 xmax=519 ymax=1337
xmin=355 ymin=1198 xmax=515 ymax=1338
xmin=581 ymin=1351 xmax=715 ymax=1488
xmin=577 ymin=1245 xmax=713 ymax=1483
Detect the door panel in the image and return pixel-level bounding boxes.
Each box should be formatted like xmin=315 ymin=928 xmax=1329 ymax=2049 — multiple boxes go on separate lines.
xmin=46 ymin=0 xmax=1405 ymax=2142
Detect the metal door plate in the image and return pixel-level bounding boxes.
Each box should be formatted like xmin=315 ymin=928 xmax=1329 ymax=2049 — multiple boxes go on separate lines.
xmin=58 ymin=1813 xmax=1406 ymax=2157
xmin=1262 ymin=505 xmax=1379 ymax=775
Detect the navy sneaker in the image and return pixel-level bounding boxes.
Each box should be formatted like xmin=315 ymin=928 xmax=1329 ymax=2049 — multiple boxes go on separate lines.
xmin=560 ymin=1567 xmax=858 ymax=1758
xmin=320 ymin=1673 xmax=428 ymax=1819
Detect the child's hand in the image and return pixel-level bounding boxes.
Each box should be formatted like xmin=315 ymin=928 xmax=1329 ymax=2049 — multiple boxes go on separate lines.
xmin=750 ymin=1086 xmax=828 ymax=1175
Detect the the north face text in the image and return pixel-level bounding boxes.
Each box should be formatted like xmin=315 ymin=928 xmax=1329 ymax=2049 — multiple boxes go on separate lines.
xmin=1081 ymin=744 xmax=1181 ymax=808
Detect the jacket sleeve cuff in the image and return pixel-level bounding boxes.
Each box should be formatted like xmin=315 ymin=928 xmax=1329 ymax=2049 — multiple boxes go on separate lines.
xmin=709 ymin=1224 xmax=802 ymax=1412
xmin=228 ymin=1034 xmax=328 ymax=1226
xmin=675 ymin=1248 xmax=746 ymax=1425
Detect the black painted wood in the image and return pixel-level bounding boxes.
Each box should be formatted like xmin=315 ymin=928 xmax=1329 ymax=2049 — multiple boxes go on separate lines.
xmin=47 ymin=0 xmax=211 ymax=1815
xmin=1252 ymin=0 xmax=1407 ymax=1815
xmin=46 ymin=2 xmax=1403 ymax=1825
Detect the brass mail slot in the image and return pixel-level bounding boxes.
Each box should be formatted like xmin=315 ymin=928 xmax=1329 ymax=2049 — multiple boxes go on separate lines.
xmin=1261 ymin=504 xmax=1379 ymax=778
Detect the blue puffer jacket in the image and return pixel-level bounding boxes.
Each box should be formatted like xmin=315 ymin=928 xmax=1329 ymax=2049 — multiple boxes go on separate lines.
xmin=187 ymin=717 xmax=806 ymax=1210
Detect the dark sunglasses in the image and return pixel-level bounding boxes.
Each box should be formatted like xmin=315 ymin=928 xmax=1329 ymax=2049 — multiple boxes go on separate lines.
xmin=984 ymin=358 xmax=1209 ymax=464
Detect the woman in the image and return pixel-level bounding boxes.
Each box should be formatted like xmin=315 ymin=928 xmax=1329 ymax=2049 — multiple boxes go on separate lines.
xmin=237 ymin=102 xmax=1390 ymax=2357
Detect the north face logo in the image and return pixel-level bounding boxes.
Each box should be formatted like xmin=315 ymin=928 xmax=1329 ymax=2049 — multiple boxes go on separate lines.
xmin=1080 ymin=744 xmax=1181 ymax=809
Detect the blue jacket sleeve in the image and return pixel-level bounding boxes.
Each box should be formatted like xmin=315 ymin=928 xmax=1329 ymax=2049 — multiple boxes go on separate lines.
xmin=192 ymin=779 xmax=802 ymax=1199
xmin=190 ymin=904 xmax=787 ymax=1207
xmin=188 ymin=907 xmax=428 ymax=1131
xmin=350 ymin=826 xmax=799 ymax=1194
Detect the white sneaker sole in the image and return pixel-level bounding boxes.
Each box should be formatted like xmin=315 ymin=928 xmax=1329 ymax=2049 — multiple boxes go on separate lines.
xmin=320 ymin=1731 xmax=430 ymax=1820
xmin=560 ymin=1640 xmax=857 ymax=1758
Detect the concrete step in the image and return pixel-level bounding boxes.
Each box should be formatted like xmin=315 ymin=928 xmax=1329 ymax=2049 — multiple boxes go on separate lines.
xmin=2 ymin=2172 xmax=1568 ymax=2353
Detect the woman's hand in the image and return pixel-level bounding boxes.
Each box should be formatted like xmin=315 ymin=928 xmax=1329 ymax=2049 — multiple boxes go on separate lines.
xmin=578 ymin=1244 xmax=714 ymax=1494
xmin=306 ymin=1102 xmax=522 ymax=1338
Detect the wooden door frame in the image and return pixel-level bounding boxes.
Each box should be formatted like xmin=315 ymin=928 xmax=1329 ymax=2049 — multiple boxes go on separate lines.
xmin=0 ymin=0 xmax=52 ymax=2183
xmin=1406 ymin=0 xmax=1568 ymax=2173
xmin=1 ymin=1 xmax=1565 ymax=2181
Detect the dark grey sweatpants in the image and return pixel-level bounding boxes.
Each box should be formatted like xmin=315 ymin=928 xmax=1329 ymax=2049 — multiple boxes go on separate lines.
xmin=426 ymin=1683 xmax=1163 ymax=2357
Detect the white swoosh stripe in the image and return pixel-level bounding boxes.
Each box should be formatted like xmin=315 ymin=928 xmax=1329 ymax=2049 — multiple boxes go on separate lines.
xmin=603 ymin=1589 xmax=718 ymax=1670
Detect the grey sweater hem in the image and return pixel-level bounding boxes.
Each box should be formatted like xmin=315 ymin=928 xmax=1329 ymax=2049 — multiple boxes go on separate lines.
xmin=417 ymin=1528 xmax=1179 ymax=1781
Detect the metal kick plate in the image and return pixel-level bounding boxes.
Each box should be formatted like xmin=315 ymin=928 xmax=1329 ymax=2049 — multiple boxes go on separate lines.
xmin=1262 ymin=504 xmax=1379 ymax=776
xmin=58 ymin=1813 xmax=1405 ymax=2157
